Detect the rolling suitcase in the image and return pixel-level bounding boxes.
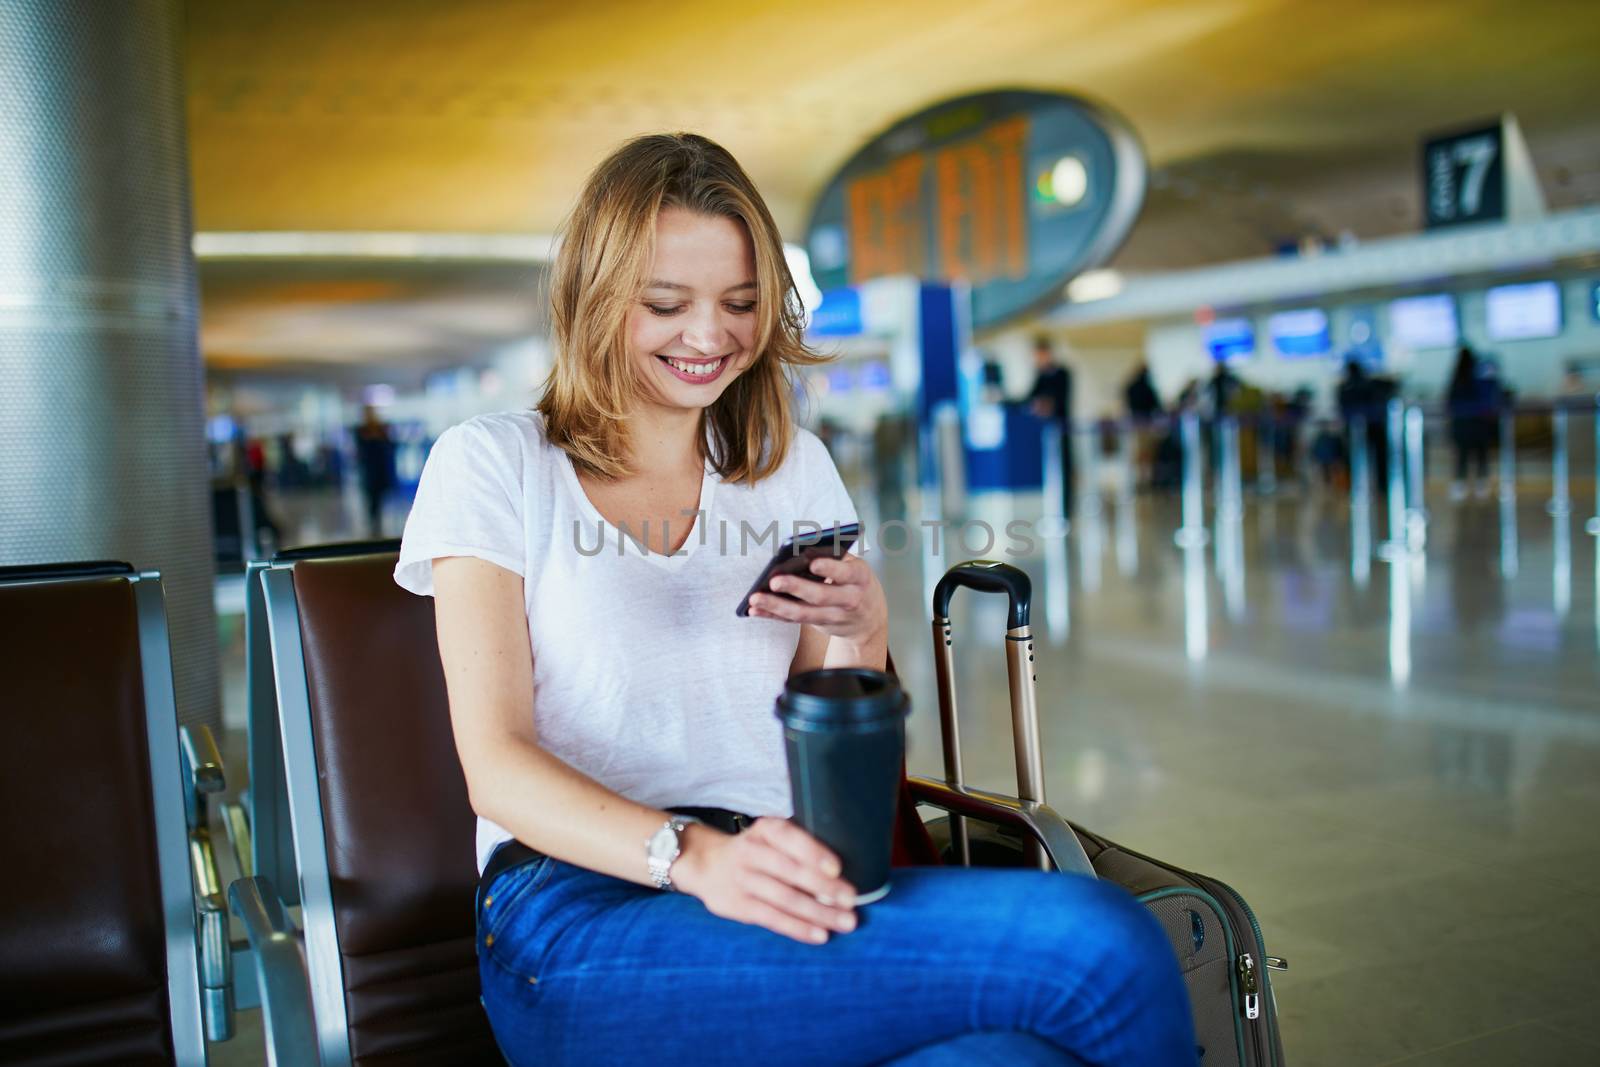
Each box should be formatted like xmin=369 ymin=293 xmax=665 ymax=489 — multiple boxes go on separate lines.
xmin=911 ymin=561 xmax=1287 ymax=1067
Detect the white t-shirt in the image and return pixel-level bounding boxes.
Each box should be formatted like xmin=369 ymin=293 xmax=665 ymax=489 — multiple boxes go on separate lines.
xmin=394 ymin=410 xmax=859 ymax=873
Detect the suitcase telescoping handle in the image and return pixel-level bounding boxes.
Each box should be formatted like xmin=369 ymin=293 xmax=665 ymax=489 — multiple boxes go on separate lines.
xmin=932 ymin=559 xmax=1033 ymax=630
xmin=932 ymin=560 xmax=1050 ymax=869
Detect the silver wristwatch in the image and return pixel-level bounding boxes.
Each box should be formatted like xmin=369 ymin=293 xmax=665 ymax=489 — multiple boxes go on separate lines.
xmin=646 ymin=815 xmax=700 ymax=891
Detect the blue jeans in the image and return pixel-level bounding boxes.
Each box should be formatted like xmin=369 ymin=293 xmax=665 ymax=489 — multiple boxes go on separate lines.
xmin=477 ymin=856 xmax=1198 ymax=1067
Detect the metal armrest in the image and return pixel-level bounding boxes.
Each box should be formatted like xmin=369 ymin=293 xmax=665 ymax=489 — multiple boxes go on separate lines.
xmin=175 ymin=723 xmax=236 ymax=1040
xmin=176 ymin=727 xmax=250 ymax=876
xmin=190 ymin=818 xmax=234 ymax=1041
xmin=180 ymin=724 xmax=226 ymax=796
xmin=229 ymin=876 xmax=318 ymax=1067
xmin=907 ymin=775 xmax=1095 ymax=878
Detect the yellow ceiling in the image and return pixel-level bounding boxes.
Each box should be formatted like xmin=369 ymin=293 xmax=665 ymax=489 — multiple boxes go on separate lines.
xmin=186 ymin=0 xmax=1600 ymax=240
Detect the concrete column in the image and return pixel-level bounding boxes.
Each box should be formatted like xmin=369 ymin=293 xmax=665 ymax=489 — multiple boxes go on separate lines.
xmin=0 ymin=1 xmax=218 ymax=727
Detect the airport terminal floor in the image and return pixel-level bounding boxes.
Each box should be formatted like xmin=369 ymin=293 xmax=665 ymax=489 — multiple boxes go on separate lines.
xmin=208 ymin=457 xmax=1600 ymax=1067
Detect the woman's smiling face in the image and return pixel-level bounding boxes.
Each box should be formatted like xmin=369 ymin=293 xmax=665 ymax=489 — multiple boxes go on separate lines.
xmin=628 ymin=206 xmax=760 ymax=413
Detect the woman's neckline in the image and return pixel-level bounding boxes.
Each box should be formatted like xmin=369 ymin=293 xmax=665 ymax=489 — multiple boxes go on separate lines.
xmin=555 ymin=445 xmax=716 ymax=565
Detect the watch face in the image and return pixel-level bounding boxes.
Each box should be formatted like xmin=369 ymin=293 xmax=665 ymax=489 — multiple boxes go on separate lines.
xmin=647 ymin=824 xmax=679 ymax=864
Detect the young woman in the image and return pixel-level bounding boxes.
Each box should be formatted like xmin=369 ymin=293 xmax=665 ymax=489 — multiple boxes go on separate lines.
xmin=396 ymin=133 xmax=1195 ymax=1067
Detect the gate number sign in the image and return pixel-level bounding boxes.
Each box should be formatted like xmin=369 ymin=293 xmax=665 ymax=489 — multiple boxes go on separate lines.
xmin=1423 ymin=122 xmax=1505 ymax=229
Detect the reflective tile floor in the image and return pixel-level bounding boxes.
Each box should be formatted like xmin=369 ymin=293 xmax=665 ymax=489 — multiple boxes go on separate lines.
xmin=880 ymin=477 xmax=1599 ymax=1066
xmin=212 ymin=471 xmax=1600 ymax=1066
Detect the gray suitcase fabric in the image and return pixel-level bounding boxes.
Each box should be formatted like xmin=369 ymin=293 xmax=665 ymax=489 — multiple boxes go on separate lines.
xmin=925 ymin=819 xmax=1284 ymax=1067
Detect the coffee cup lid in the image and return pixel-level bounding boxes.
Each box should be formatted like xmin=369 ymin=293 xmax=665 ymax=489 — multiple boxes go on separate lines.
xmin=776 ymin=668 xmax=909 ymax=726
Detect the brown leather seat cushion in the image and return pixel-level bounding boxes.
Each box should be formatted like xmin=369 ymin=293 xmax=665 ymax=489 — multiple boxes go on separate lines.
xmin=291 ymin=554 xmax=499 ymax=1064
xmin=0 ymin=576 xmax=174 ymax=1065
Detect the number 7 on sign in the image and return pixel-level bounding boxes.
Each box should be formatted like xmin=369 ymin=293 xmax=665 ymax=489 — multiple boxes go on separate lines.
xmin=1449 ymin=135 xmax=1498 ymax=217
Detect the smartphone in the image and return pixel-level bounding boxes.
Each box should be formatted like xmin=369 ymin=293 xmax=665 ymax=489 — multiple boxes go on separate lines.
xmin=735 ymin=522 xmax=860 ymax=618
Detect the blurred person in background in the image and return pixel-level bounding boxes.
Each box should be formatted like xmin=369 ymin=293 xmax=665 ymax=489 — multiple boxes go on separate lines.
xmin=1148 ymin=379 xmax=1205 ymax=491
xmin=396 ymin=133 xmax=1195 ymax=1067
xmin=1124 ymin=361 xmax=1161 ymax=422
xmin=1123 ymin=361 xmax=1163 ymax=491
xmin=1205 ymin=361 xmax=1240 ymax=419
xmin=354 ymin=405 xmax=396 ymax=536
xmin=870 ymin=409 xmax=910 ymax=520
xmin=275 ymin=432 xmax=313 ymax=491
xmin=1224 ymin=371 xmax=1269 ymax=481
xmin=1202 ymin=362 xmax=1242 ymax=478
xmin=1336 ymin=355 xmax=1396 ymax=487
xmin=1279 ymin=387 xmax=1313 ymax=489
xmin=1336 ymin=356 xmax=1375 ymax=424
xmin=1445 ymin=346 xmax=1497 ymax=501
xmin=243 ymin=435 xmax=282 ymax=552
xmin=1028 ymin=335 xmax=1076 ymax=516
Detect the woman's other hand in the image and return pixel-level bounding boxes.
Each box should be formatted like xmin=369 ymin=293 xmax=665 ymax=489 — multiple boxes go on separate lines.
xmin=671 ymin=818 xmax=858 ymax=945
xmin=747 ymin=554 xmax=887 ymax=648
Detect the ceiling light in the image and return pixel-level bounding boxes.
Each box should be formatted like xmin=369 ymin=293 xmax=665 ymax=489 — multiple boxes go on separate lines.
xmin=1066 ymin=269 xmax=1123 ymax=303
xmin=193 ymin=232 xmax=557 ymax=262
xmin=1050 ymin=156 xmax=1089 ymax=206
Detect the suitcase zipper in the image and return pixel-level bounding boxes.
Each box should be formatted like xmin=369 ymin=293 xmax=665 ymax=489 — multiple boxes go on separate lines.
xmin=1237 ymin=952 xmax=1260 ymax=1020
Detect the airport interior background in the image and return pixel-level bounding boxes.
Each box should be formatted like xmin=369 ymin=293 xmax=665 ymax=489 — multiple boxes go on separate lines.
xmin=4 ymin=1 xmax=1600 ymax=1064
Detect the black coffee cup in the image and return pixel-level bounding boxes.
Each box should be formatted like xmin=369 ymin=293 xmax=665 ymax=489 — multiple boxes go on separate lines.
xmin=776 ymin=668 xmax=910 ymax=903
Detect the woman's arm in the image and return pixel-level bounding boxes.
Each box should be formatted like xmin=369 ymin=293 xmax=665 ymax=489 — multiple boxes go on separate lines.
xmin=432 ymin=555 xmax=858 ymax=942
xmin=433 ymin=555 xmax=663 ymax=880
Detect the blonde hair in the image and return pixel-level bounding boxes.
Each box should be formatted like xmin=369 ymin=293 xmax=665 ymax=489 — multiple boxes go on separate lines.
xmin=537 ymin=133 xmax=828 ymax=485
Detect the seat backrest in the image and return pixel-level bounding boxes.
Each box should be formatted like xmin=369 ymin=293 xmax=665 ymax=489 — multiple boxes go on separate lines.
xmin=265 ymin=550 xmax=497 ymax=1066
xmin=246 ymin=541 xmax=400 ymax=906
xmin=0 ymin=569 xmax=203 ymax=1065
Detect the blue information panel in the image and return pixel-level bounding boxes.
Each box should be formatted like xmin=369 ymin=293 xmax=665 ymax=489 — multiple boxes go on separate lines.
xmin=809 ymin=287 xmax=864 ymax=337
xmin=1205 ymin=317 xmax=1255 ymax=361
xmin=1486 ymin=281 xmax=1562 ymax=341
xmin=1389 ymin=294 xmax=1459 ymax=350
xmin=1269 ymin=308 xmax=1331 ymax=357
xmin=806 ymin=89 xmax=1146 ymax=332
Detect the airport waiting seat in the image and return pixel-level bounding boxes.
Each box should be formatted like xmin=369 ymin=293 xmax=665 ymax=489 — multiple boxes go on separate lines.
xmin=242 ymin=540 xmax=402 ymax=911
xmin=244 ymin=546 xmax=498 ymax=1066
xmin=0 ymin=562 xmax=240 ymax=1066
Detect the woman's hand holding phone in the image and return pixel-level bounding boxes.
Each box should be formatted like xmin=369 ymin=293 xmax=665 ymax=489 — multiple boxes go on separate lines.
xmin=671 ymin=819 xmax=858 ymax=945
xmin=745 ymin=553 xmax=888 ymax=647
